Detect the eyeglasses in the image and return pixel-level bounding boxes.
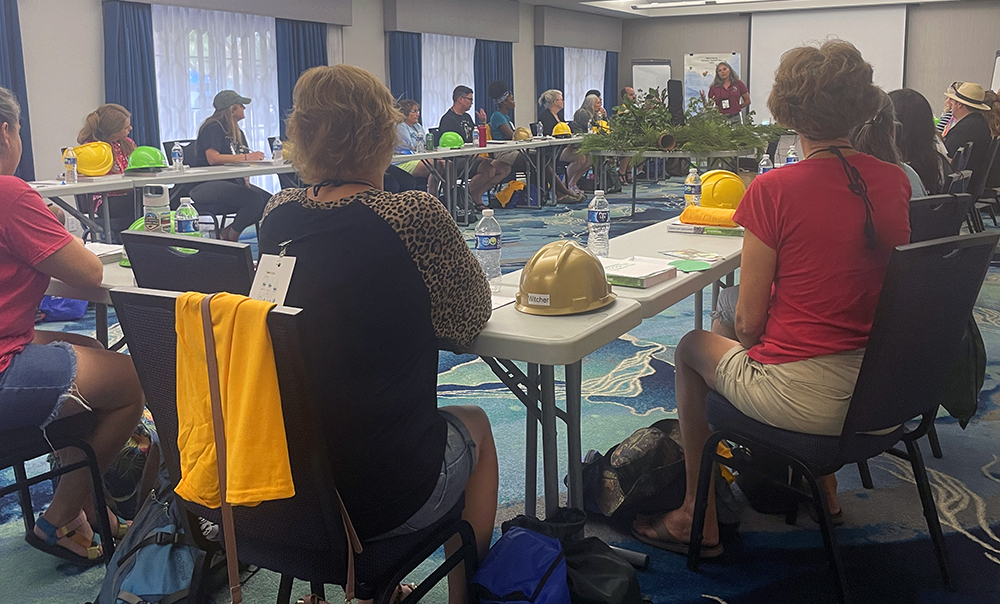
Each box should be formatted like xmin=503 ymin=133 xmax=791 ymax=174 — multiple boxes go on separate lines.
xmin=462 ymin=95 xmax=474 ymax=102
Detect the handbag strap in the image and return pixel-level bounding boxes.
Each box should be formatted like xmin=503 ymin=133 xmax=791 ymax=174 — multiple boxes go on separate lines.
xmin=200 ymin=294 xmax=243 ymax=604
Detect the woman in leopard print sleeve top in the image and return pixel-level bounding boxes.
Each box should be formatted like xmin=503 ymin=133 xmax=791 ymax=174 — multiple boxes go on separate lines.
xmin=258 ymin=65 xmax=497 ymax=598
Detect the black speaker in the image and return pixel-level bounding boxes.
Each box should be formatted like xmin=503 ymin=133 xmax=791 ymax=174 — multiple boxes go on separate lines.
xmin=667 ymin=79 xmax=684 ymax=126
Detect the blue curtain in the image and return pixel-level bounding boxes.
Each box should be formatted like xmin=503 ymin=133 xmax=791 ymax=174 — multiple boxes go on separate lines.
xmin=104 ymin=1 xmax=160 ymax=153
xmin=276 ymin=18 xmax=328 ymax=139
xmin=0 ymin=0 xmax=33 ymax=180
xmin=387 ymin=32 xmax=422 ymax=110
xmin=474 ymin=40 xmax=513 ymax=119
xmin=534 ymin=46 xmax=564 ymax=121
xmin=604 ymin=51 xmax=619 ymax=113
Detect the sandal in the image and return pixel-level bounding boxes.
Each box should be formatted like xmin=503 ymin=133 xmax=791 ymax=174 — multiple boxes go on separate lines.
xmin=618 ymin=172 xmax=628 ymax=185
xmin=630 ymin=519 xmax=723 ymax=559
xmin=391 ymin=583 xmax=419 ymax=604
xmin=26 ymin=511 xmax=103 ymax=566
xmin=106 ymin=510 xmax=131 ymax=540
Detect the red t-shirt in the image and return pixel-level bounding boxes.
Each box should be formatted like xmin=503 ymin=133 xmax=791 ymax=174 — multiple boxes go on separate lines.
xmin=0 ymin=176 xmax=74 ymax=372
xmin=733 ymin=154 xmax=911 ymax=364
xmin=708 ymin=81 xmax=748 ymax=115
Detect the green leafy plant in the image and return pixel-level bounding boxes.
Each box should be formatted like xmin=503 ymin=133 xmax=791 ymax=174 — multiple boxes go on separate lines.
xmin=579 ymin=88 xmax=789 ymax=167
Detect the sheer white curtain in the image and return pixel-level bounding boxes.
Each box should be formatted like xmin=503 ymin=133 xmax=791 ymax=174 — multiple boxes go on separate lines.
xmin=421 ymin=33 xmax=476 ymax=131
xmin=151 ymin=5 xmax=280 ymax=190
xmin=327 ymin=25 xmax=343 ymax=65
xmin=564 ymin=48 xmax=606 ymax=117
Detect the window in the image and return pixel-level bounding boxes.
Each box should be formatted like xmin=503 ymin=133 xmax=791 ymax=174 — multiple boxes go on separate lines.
xmin=152 ymin=5 xmax=280 ymax=191
xmin=564 ymin=48 xmax=606 ymax=117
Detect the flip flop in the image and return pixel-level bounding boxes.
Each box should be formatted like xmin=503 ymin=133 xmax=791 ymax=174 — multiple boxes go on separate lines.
xmin=630 ymin=519 xmax=723 ymax=559
xmin=26 ymin=512 xmax=103 ymax=566
xmin=391 ymin=582 xmax=420 ymax=604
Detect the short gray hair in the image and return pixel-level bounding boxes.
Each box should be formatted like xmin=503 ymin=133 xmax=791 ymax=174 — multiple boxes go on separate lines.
xmin=0 ymin=87 xmax=20 ymax=155
xmin=538 ymin=89 xmax=562 ymax=109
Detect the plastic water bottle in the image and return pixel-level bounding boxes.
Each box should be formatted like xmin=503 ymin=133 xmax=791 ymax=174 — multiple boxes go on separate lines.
xmin=472 ymin=127 xmax=480 ymax=148
xmin=785 ymin=144 xmax=799 ymax=166
xmin=175 ymin=198 xmax=200 ymax=236
xmin=142 ymin=185 xmax=170 ymax=233
xmin=63 ymin=147 xmax=77 ymax=184
xmin=684 ymin=167 xmax=701 ymax=207
xmin=587 ymin=190 xmax=611 ymax=258
xmin=475 ymin=209 xmax=502 ymax=293
xmin=758 ymin=155 xmax=773 ymax=175
xmin=171 ymin=142 xmax=184 ymax=172
xmin=272 ymin=138 xmax=283 ymax=161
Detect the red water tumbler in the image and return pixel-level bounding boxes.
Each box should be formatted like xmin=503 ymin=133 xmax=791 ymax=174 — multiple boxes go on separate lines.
xmin=477 ymin=125 xmax=487 ymax=147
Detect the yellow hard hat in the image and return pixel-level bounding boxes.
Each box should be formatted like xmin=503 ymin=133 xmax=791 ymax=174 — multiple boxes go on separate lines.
xmin=513 ymin=126 xmax=532 ymax=142
xmin=699 ymin=170 xmax=746 ymax=210
xmin=593 ymin=120 xmax=610 ymax=134
xmin=516 ymin=240 xmax=616 ymax=316
xmin=552 ymin=122 xmax=572 ymax=138
xmin=73 ymin=142 xmax=114 ymax=176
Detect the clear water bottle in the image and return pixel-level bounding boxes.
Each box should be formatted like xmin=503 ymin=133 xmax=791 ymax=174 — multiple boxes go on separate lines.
xmin=472 ymin=127 xmax=480 ymax=147
xmin=63 ymin=147 xmax=77 ymax=184
xmin=587 ymin=190 xmax=611 ymax=258
xmin=785 ymin=144 xmax=799 ymax=166
xmin=171 ymin=142 xmax=184 ymax=172
xmin=684 ymin=167 xmax=701 ymax=207
xmin=758 ymin=154 xmax=773 ymax=175
xmin=475 ymin=209 xmax=502 ymax=293
xmin=272 ymin=138 xmax=283 ymax=161
xmin=175 ymin=198 xmax=200 ymax=236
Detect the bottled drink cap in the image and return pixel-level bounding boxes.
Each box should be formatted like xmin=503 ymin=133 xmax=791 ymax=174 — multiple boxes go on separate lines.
xmin=594 ymin=190 xmax=604 ymax=196
xmin=482 ymin=209 xmax=494 ymax=217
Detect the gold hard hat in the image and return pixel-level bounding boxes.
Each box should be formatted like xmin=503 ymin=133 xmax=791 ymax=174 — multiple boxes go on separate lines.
xmin=699 ymin=170 xmax=746 ymax=210
xmin=73 ymin=142 xmax=114 ymax=176
xmin=516 ymin=240 xmax=616 ymax=316
xmin=552 ymin=122 xmax=572 ymax=138
xmin=513 ymin=126 xmax=532 ymax=141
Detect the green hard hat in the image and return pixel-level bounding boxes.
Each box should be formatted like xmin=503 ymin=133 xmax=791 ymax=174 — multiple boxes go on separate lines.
xmin=125 ymin=146 xmax=167 ymax=172
xmin=438 ymin=131 xmax=465 ymax=149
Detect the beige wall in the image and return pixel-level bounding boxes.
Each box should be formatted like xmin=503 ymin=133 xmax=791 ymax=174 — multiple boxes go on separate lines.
xmin=905 ymin=1 xmax=1000 ymax=105
xmin=384 ymin=0 xmax=520 ymax=42
xmin=619 ymin=14 xmax=749 ymax=94
xmin=513 ymin=3 xmax=537 ymax=127
xmin=343 ymin=0 xmax=386 ymax=82
xmin=147 ymin=0 xmax=352 ymax=25
xmin=20 ymin=0 xmax=106 ymax=180
xmin=534 ymin=6 xmax=622 ymax=52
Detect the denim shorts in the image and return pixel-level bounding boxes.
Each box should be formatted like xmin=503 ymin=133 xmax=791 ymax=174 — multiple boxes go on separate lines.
xmin=710 ymin=285 xmax=739 ymax=327
xmin=0 ymin=341 xmax=77 ymax=430
xmin=370 ymin=409 xmax=477 ymax=540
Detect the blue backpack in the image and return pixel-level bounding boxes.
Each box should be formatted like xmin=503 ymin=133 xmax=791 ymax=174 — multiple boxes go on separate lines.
xmin=471 ymin=527 xmax=571 ymax=604
xmin=93 ymin=465 xmax=209 ymax=604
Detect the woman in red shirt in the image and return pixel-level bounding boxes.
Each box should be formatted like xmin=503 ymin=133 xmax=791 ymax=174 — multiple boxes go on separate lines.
xmin=633 ymin=41 xmax=911 ymax=557
xmin=0 ymin=88 xmax=144 ymax=565
xmin=706 ymin=62 xmax=750 ymax=125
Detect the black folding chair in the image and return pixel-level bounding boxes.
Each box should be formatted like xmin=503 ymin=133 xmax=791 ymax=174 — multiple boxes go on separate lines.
xmin=161 ymin=139 xmax=197 ymax=166
xmin=111 ymin=287 xmax=478 ymax=604
xmin=971 ymin=138 xmax=1000 ymax=226
xmin=120 ymin=230 xmax=255 ymax=295
xmin=687 ymin=232 xmax=999 ymax=604
xmin=952 ymin=142 xmax=973 ymax=173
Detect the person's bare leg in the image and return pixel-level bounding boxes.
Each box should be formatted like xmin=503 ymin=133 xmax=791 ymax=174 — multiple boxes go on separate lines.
xmin=440 ymin=405 xmax=498 ymax=604
xmin=818 ymin=474 xmax=841 ymax=515
xmin=32 ymin=340 xmax=144 ymax=554
xmin=468 ymin=162 xmax=499 ymax=205
xmin=634 ymin=330 xmax=737 ymax=547
xmin=711 ymin=318 xmax=738 ymax=341
xmin=414 ymin=162 xmax=439 ymax=195
xmin=220 ymin=225 xmax=241 ymax=242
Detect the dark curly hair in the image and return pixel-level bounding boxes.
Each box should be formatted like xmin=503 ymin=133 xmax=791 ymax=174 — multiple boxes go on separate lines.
xmin=768 ymin=40 xmax=881 ymax=140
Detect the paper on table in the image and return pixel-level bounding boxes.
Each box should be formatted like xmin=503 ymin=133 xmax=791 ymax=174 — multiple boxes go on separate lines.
xmin=85 ymin=242 xmax=124 ymax=262
xmin=28 ymin=180 xmax=67 ymax=189
xmin=659 ymin=249 xmax=723 ymax=262
xmin=492 ymin=294 xmax=515 ymax=310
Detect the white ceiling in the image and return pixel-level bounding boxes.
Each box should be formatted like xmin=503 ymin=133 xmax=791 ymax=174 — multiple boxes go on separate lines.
xmin=522 ymin=0 xmax=957 ymax=19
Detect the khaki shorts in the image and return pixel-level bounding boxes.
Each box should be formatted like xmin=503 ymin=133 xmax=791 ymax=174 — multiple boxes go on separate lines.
xmin=714 ymin=346 xmax=866 ymax=436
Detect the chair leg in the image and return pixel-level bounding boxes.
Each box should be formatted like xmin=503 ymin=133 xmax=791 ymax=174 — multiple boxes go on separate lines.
xmin=276 ymin=574 xmax=294 ymax=604
xmin=785 ymin=467 xmax=800 ymax=525
xmin=309 ymin=582 xmax=325 ymax=600
xmin=905 ymin=439 xmax=953 ymax=590
xmin=688 ymin=434 xmax=723 ymax=571
xmin=80 ymin=439 xmax=116 ymax=561
xmin=927 ymin=422 xmax=943 ymax=459
xmin=797 ymin=462 xmax=850 ymax=604
xmin=13 ymin=462 xmax=35 ymax=533
xmin=857 ymin=461 xmax=874 ymax=489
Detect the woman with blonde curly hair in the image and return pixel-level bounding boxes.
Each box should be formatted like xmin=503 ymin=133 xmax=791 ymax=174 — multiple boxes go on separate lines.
xmin=632 ymin=40 xmax=911 ymax=557
xmin=258 ymin=65 xmax=498 ymax=604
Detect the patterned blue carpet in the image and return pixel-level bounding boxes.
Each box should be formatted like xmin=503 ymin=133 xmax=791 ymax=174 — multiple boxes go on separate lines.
xmin=5 ymin=178 xmax=1000 ymax=603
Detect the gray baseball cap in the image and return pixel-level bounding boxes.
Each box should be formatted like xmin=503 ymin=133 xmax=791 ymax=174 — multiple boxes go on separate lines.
xmin=213 ymin=90 xmax=252 ymax=111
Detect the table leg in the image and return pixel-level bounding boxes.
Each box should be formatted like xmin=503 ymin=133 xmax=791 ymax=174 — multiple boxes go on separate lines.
xmin=96 ymin=303 xmax=108 ymax=348
xmin=539 ymin=365 xmax=559 ymax=518
xmin=100 ymin=192 xmax=112 ymax=243
xmin=631 ymin=165 xmax=637 ymax=217
xmin=712 ymin=280 xmax=720 ymax=311
xmin=565 ymin=361 xmax=583 ymax=510
xmin=726 ymin=272 xmax=735 ymax=287
xmin=694 ymin=288 xmax=703 ymax=331
xmin=462 ymin=156 xmax=471 ymax=226
xmin=526 ymin=363 xmax=538 ymax=517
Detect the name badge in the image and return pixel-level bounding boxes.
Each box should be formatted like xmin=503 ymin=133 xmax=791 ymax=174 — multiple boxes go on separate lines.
xmin=721 ymin=99 xmax=730 ymax=110
xmin=251 ymin=253 xmax=296 ymax=305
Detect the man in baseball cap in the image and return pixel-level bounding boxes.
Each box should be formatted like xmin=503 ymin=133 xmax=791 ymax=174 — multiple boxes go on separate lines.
xmin=943 ymin=82 xmax=993 ymax=177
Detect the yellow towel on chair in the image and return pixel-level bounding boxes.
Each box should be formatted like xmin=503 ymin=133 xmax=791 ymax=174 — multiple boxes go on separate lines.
xmin=678 ymin=206 xmax=738 ymax=228
xmin=174 ymin=292 xmax=295 ymax=508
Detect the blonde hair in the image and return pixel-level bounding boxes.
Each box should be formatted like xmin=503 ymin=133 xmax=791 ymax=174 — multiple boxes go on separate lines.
xmin=78 ymin=103 xmax=135 ymax=155
xmin=538 ymin=89 xmax=562 ymax=109
xmin=768 ymin=40 xmax=881 ymax=140
xmin=287 ymin=65 xmax=402 ymax=184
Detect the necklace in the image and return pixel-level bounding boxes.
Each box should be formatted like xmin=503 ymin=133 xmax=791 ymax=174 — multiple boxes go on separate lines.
xmin=310 ymin=178 xmax=376 ymax=197
xmin=805 ymin=145 xmax=853 ymax=160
